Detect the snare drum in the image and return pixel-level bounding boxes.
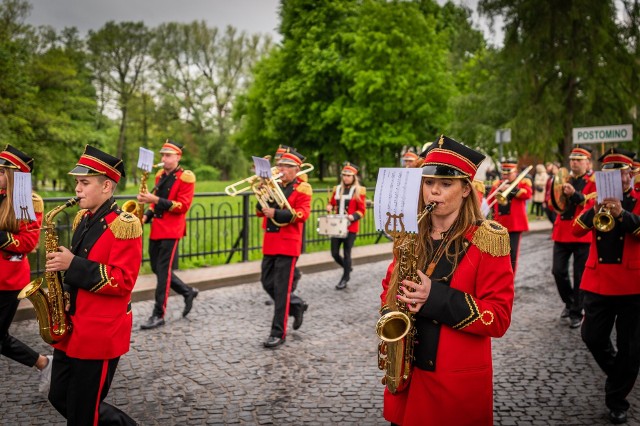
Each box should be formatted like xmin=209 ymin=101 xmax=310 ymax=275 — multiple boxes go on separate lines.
xmin=317 ymin=215 xmax=349 ymax=238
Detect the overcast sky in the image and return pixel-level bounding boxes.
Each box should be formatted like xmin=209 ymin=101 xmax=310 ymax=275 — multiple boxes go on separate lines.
xmin=25 ymin=0 xmax=282 ymax=37
xmin=24 ymin=0 xmax=502 ymax=46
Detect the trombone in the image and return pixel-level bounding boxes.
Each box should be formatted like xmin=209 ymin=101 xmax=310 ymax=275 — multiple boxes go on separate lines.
xmin=487 ymin=165 xmax=533 ymax=209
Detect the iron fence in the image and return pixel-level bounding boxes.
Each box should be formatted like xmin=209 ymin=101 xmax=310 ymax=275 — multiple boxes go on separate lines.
xmin=29 ymin=189 xmax=386 ymax=277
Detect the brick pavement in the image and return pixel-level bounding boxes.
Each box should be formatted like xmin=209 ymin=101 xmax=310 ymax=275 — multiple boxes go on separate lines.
xmin=2 ymin=226 xmax=639 ymax=425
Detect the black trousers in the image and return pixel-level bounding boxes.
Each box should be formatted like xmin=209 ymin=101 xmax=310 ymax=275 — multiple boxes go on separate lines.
xmin=0 ymin=290 xmax=39 ymax=367
xmin=330 ymin=232 xmax=357 ymax=281
xmin=261 ymin=255 xmax=305 ymax=339
xmin=552 ymin=241 xmax=590 ymax=319
xmin=49 ymin=349 xmax=136 ymax=425
xmin=508 ymin=232 xmax=522 ymax=273
xmin=581 ymin=291 xmax=640 ymax=411
xmin=149 ymin=239 xmax=193 ymax=318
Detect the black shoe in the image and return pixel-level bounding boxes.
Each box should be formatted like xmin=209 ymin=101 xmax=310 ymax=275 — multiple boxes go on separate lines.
xmin=336 ymin=279 xmax=348 ymax=290
xmin=560 ymin=307 xmax=570 ymax=318
xmin=609 ymin=409 xmax=627 ymax=424
xmin=265 ymin=299 xmax=274 ymax=306
xmin=293 ymin=303 xmax=308 ymax=330
xmin=263 ymin=336 xmax=285 ymax=348
xmin=183 ymin=288 xmax=199 ymax=317
xmin=140 ymin=315 xmax=165 ymax=330
xmin=569 ymin=317 xmax=583 ymax=329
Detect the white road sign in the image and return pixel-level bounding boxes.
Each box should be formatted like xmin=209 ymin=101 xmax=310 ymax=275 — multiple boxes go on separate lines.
xmin=572 ymin=124 xmax=633 ymax=144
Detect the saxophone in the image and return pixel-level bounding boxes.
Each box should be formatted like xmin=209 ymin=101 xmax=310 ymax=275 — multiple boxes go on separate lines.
xmin=376 ymin=201 xmax=436 ymax=394
xmin=17 ymin=197 xmax=79 ymax=344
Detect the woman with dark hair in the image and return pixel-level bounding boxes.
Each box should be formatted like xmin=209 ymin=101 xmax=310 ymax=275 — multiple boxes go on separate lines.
xmin=0 ymin=144 xmax=52 ymax=394
xmin=380 ymin=136 xmax=515 ymax=426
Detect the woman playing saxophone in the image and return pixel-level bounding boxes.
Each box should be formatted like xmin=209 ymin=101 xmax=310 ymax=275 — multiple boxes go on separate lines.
xmin=0 ymin=145 xmax=54 ymax=394
xmin=380 ymin=136 xmax=515 ymax=426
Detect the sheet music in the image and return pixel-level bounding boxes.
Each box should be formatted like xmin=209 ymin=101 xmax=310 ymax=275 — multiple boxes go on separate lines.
xmin=252 ymin=156 xmax=272 ymax=178
xmin=13 ymin=172 xmax=36 ymax=221
xmin=374 ymin=168 xmax=422 ymax=233
xmin=595 ymin=170 xmax=623 ymax=203
xmin=137 ymin=147 xmax=154 ymax=172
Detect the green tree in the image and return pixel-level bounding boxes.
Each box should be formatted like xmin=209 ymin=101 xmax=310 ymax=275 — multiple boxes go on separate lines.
xmin=236 ymin=0 xmax=456 ymax=180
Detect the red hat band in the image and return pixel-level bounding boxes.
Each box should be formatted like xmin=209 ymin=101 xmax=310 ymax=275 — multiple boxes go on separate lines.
xmin=77 ymin=155 xmax=122 ymax=183
xmin=403 ymin=152 xmax=419 ymax=161
xmin=342 ymin=165 xmax=358 ymax=175
xmin=0 ymin=151 xmax=30 ymax=172
xmin=160 ymin=142 xmax=182 ymax=155
xmin=603 ymin=153 xmax=633 ymax=167
xmin=424 ymin=148 xmax=477 ymax=178
xmin=570 ymin=147 xmax=592 ymax=159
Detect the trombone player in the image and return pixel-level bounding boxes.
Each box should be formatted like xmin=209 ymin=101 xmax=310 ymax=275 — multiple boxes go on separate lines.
xmin=258 ymin=149 xmax=311 ymax=348
xmin=548 ymin=145 xmax=595 ymax=328
xmin=572 ymin=147 xmax=640 ymax=425
xmin=490 ymin=159 xmax=532 ymax=273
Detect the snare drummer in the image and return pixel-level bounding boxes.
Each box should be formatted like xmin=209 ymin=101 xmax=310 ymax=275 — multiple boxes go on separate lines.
xmin=326 ymin=162 xmax=367 ymax=290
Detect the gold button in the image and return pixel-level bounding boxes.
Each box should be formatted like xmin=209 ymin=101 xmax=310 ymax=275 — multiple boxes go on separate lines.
xmin=103 ymin=225 xmax=107 ymax=229
xmin=428 ymin=360 xmax=433 ymax=366
xmin=599 ymin=258 xmax=603 ymax=262
xmin=432 ymin=320 xmax=438 ymax=325
xmin=597 ymin=236 xmax=601 ymax=240
xmin=620 ymin=237 xmax=624 ymax=240
xmin=84 ymin=248 xmax=88 ymax=252
xmin=617 ymin=258 xmax=621 ymax=262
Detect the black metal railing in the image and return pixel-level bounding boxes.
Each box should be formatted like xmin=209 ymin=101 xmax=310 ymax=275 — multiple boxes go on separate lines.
xmin=28 ymin=189 xmax=386 ymax=277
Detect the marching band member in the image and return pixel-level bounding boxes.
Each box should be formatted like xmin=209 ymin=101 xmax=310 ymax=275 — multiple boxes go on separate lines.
xmin=572 ymin=148 xmax=640 ymax=425
xmin=258 ymin=149 xmax=311 ymax=348
xmin=402 ymin=150 xmax=420 ymax=168
xmin=139 ymin=140 xmax=198 ymax=330
xmin=490 ymin=159 xmax=532 ymax=273
xmin=326 ymin=162 xmax=366 ymax=290
xmin=46 ymin=145 xmax=142 ymax=425
xmin=633 ymin=160 xmax=640 ymax=193
xmin=380 ymin=135 xmax=514 ymax=425
xmin=548 ymin=145 xmax=596 ymax=328
xmin=0 ymin=145 xmax=52 ymax=393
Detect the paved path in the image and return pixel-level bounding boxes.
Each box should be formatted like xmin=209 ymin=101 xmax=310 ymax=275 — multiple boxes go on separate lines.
xmin=2 ymin=227 xmax=639 ymax=425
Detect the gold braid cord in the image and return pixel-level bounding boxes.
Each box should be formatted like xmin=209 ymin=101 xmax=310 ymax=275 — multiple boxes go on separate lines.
xmin=72 ymin=210 xmax=87 ymax=232
xmin=109 ymin=212 xmax=143 ymax=240
xmin=453 ymin=293 xmax=495 ymax=329
xmin=471 ymin=220 xmax=510 ymax=257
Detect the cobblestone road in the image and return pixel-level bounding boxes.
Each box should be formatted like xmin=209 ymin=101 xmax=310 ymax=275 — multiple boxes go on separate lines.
xmin=1 ymin=232 xmax=639 ymax=425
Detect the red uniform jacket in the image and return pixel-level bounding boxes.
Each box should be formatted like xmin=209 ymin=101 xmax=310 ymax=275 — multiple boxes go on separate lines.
xmin=0 ymin=193 xmax=43 ymax=291
xmin=573 ymin=189 xmax=640 ymax=295
xmin=548 ymin=172 xmax=596 ymax=243
xmin=53 ymin=200 xmax=142 ymax=360
xmin=380 ymin=221 xmax=514 ymax=426
xmin=328 ymin=184 xmax=366 ymax=233
xmin=491 ymin=177 xmax=532 ymax=232
xmin=146 ymin=167 xmax=195 ymax=240
xmin=257 ymin=178 xmax=312 ymax=257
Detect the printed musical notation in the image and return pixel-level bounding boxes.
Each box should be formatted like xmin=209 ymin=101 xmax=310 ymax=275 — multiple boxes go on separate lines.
xmin=374 ymin=168 xmax=422 ymax=233
xmin=252 ymin=156 xmax=273 ymax=179
xmin=137 ymin=147 xmax=155 ymax=172
xmin=595 ymin=170 xmax=623 ymax=203
xmin=13 ymin=172 xmax=36 ymax=221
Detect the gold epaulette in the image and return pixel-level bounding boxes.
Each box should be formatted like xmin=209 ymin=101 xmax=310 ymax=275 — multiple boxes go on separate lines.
xmin=180 ymin=170 xmax=196 ymax=184
xmin=589 ymin=173 xmax=596 ymax=183
xmin=522 ymin=177 xmax=533 ymax=187
xmin=359 ymin=186 xmax=367 ymax=196
xmin=471 ymin=180 xmax=485 ymax=194
xmin=155 ymin=169 xmax=164 ymax=178
xmin=32 ymin=193 xmax=44 ymax=214
xmin=471 ymin=220 xmax=510 ymax=257
xmin=109 ymin=212 xmax=143 ymax=240
xmin=585 ymin=192 xmax=598 ymax=201
xmin=72 ymin=209 xmax=88 ymax=231
xmin=298 ymin=173 xmax=308 ymax=182
xmin=296 ymin=181 xmax=312 ymax=196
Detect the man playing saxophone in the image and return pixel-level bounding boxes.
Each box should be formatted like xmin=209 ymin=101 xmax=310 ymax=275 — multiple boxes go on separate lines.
xmin=45 ymin=145 xmax=142 ymax=425
xmin=380 ymin=136 xmax=514 ymax=426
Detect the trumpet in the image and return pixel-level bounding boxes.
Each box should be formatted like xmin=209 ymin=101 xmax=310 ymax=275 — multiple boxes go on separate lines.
xmin=487 ymin=165 xmax=533 ymax=209
xmin=594 ymin=206 xmax=615 ymax=232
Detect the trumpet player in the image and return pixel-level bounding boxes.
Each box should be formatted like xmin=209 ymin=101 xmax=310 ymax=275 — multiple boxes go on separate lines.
xmin=0 ymin=145 xmax=53 ymax=394
xmin=46 ymin=145 xmax=141 ymax=425
xmin=138 ymin=140 xmax=198 ymax=330
xmin=258 ymin=149 xmax=311 ymax=348
xmin=572 ymin=147 xmax=640 ymax=425
xmin=490 ymin=159 xmax=532 ymax=273
xmin=548 ymin=145 xmax=596 ymax=328
xmin=380 ymin=135 xmax=514 ymax=425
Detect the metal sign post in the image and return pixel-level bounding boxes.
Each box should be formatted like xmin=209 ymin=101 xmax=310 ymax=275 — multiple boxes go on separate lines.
xmin=495 ymin=128 xmax=511 ymax=162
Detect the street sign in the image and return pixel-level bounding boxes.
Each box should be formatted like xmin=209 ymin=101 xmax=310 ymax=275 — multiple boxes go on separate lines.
xmin=572 ymin=124 xmax=633 ymax=144
xmin=495 ymin=128 xmax=511 ymax=144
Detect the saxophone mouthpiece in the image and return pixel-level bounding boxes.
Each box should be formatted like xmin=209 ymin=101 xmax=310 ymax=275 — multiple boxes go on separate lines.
xmin=154 ymin=162 xmax=164 ymax=168
xmin=67 ymin=197 xmax=80 ymax=207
